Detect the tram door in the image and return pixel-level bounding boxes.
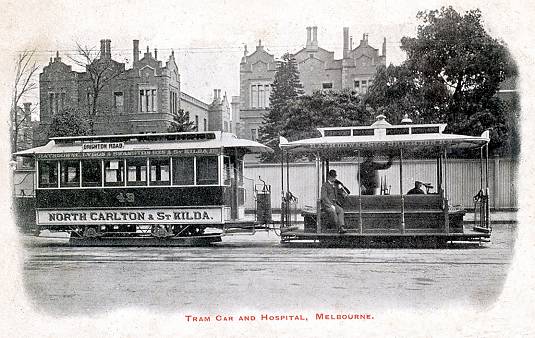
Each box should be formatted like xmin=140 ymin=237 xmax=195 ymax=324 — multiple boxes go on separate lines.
xmin=224 ymin=154 xmax=243 ymax=220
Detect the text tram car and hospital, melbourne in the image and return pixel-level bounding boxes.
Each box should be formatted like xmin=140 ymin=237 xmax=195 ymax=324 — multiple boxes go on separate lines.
xmin=15 ymin=131 xmax=272 ymax=245
xmin=277 ymin=115 xmax=491 ymax=246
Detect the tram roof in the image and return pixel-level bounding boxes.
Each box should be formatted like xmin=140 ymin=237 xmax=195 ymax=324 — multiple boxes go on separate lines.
xmin=15 ymin=131 xmax=273 ymax=157
xmin=280 ymin=116 xmax=489 ymax=152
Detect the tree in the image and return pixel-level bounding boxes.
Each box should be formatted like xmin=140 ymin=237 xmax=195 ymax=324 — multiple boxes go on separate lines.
xmin=167 ymin=109 xmax=196 ymax=132
xmin=283 ymin=89 xmax=373 ymax=140
xmin=69 ymin=42 xmax=126 ymax=134
xmin=368 ymin=6 xmax=517 ymax=155
xmin=10 ymin=50 xmax=39 ymax=157
xmin=47 ymin=108 xmax=90 ymax=138
xmin=258 ymin=53 xmax=303 ymax=162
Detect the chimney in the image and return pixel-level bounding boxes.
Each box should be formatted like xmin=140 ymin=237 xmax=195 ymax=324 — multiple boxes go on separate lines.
xmin=382 ymin=37 xmax=387 ymax=57
xmin=23 ymin=102 xmax=32 ymax=121
xmin=306 ymin=27 xmax=312 ymax=48
xmin=105 ymin=39 xmax=111 ymax=58
xmin=343 ymin=27 xmax=349 ymax=58
xmin=133 ymin=40 xmax=139 ymax=64
xmin=218 ymin=89 xmax=221 ymax=99
xmin=312 ymin=26 xmax=318 ymax=47
xmin=100 ymin=39 xmax=106 ymax=58
xmin=350 ymin=36 xmax=353 ymax=50
xmin=154 ymin=48 xmax=158 ymax=60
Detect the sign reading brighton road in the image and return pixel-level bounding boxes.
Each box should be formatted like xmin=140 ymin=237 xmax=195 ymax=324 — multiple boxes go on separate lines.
xmin=37 ymin=208 xmax=224 ymax=225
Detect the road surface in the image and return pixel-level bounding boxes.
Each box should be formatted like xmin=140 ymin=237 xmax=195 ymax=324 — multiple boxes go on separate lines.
xmin=22 ymin=224 xmax=515 ymax=316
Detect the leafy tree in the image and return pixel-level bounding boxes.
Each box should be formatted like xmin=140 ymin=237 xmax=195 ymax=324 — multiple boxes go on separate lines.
xmin=47 ymin=108 xmax=90 ymax=138
xmin=167 ymin=109 xmax=196 ymax=132
xmin=283 ymin=89 xmax=373 ymax=141
xmin=368 ymin=6 xmax=518 ymax=155
xmin=258 ymin=53 xmax=303 ymax=162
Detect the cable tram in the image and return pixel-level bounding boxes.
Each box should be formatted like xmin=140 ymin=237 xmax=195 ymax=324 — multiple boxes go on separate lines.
xmin=15 ymin=131 xmax=272 ymax=246
xmin=278 ymin=115 xmax=491 ymax=246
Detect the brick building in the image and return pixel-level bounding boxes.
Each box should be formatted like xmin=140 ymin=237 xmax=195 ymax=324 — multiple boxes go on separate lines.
xmin=35 ymin=39 xmax=230 ymax=146
xmin=237 ymin=26 xmax=387 ymax=140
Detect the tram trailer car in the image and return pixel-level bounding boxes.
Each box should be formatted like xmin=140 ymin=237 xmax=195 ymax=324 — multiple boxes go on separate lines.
xmin=16 ymin=131 xmax=272 ymax=245
xmin=278 ymin=115 xmax=492 ymax=246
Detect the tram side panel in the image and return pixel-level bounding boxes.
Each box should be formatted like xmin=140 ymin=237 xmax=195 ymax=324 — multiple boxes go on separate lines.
xmin=35 ymin=186 xmax=240 ymax=233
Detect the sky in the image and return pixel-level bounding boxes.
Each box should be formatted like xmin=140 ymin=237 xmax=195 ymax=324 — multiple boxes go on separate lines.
xmin=2 ymin=0 xmax=533 ymax=115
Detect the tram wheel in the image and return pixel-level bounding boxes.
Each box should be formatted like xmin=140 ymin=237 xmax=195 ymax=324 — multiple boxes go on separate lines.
xmin=151 ymin=225 xmax=170 ymax=238
xmin=83 ymin=227 xmax=99 ymax=238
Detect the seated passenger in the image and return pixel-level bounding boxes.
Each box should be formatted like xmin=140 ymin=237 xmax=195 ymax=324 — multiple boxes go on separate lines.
xmin=407 ymin=181 xmax=425 ymax=195
xmin=321 ymin=170 xmax=347 ymax=233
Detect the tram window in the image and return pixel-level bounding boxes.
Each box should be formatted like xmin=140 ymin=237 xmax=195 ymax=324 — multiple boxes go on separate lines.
xmin=104 ymin=160 xmax=125 ymax=186
xmin=172 ymin=157 xmax=194 ymax=185
xmin=81 ymin=159 xmax=102 ymax=187
xmin=38 ymin=160 xmax=58 ymax=188
xmin=149 ymin=158 xmax=170 ymax=186
xmin=223 ymin=156 xmax=233 ymax=185
xmin=196 ymin=156 xmax=218 ymax=185
xmin=59 ymin=160 xmax=80 ymax=187
xmin=127 ymin=158 xmax=148 ymax=186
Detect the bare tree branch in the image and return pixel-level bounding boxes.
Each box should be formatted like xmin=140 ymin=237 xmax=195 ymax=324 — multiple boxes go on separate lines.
xmin=11 ymin=50 xmax=39 ymax=156
xmin=68 ymin=42 xmax=126 ymax=134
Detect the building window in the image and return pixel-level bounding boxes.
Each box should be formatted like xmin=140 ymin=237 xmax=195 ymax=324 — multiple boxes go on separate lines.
xmin=204 ymin=118 xmax=207 ymax=131
xmin=322 ymin=82 xmax=333 ymax=89
xmin=169 ymin=91 xmax=178 ymax=114
xmin=195 ymin=115 xmax=199 ymax=131
xmin=49 ymin=92 xmax=66 ymax=114
xmin=139 ymin=88 xmax=157 ymax=112
xmin=250 ymin=83 xmax=271 ymax=108
xmin=114 ymin=92 xmax=124 ymax=110
xmin=354 ymin=79 xmax=372 ymax=94
xmin=251 ymin=128 xmax=258 ymax=141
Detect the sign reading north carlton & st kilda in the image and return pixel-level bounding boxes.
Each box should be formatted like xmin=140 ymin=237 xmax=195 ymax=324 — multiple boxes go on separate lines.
xmin=37 ymin=208 xmax=224 ymax=225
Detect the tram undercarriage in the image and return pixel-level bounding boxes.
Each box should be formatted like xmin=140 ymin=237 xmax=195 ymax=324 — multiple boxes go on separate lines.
xmin=61 ymin=224 xmax=222 ymax=246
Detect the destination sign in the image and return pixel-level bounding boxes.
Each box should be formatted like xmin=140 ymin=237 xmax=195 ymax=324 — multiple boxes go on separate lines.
xmin=38 ymin=208 xmax=223 ymax=225
xmin=37 ymin=148 xmax=220 ymax=159
xmin=82 ymin=142 xmax=124 ymax=151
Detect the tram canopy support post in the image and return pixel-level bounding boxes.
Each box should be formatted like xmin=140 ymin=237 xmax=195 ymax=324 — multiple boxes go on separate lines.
xmin=485 ymin=143 xmax=490 ymax=228
xmin=315 ymin=154 xmax=322 ymax=234
xmin=231 ymin=147 xmax=239 ymax=220
xmin=443 ymin=147 xmax=450 ymax=234
xmin=399 ymin=148 xmax=405 ymax=234
xmin=357 ymin=150 xmax=363 ymax=234
xmin=280 ymin=148 xmax=285 ymax=226
xmin=286 ymin=150 xmax=291 ymax=226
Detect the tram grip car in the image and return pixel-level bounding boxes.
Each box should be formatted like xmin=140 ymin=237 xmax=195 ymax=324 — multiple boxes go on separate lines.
xmin=278 ymin=115 xmax=492 ymax=246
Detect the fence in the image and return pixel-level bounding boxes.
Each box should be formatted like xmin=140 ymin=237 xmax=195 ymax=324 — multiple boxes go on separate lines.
xmin=244 ymin=158 xmax=517 ymax=211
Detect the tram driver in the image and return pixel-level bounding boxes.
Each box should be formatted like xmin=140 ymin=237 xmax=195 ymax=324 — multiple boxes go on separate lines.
xmin=359 ymin=152 xmax=393 ymax=195
xmin=321 ymin=170 xmax=348 ymax=234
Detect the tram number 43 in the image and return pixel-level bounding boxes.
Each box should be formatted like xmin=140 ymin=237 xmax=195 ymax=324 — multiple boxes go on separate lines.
xmin=116 ymin=193 xmax=135 ymax=203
